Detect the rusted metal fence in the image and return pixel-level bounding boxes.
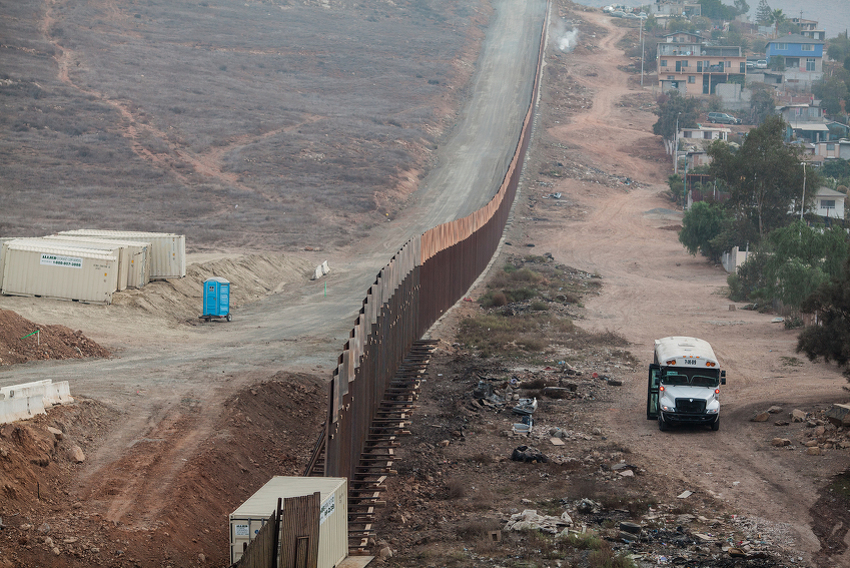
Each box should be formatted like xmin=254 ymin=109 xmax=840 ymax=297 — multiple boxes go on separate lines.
xmin=313 ymin=1 xmax=548 ymax=488
xmin=232 ymin=499 xmax=281 ymax=568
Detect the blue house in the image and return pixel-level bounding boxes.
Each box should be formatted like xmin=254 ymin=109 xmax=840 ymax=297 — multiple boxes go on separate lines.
xmin=766 ymin=34 xmax=824 ymax=91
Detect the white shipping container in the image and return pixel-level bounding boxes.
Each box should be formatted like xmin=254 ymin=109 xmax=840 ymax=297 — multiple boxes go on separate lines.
xmin=1 ymin=241 xmax=117 ymax=304
xmin=229 ymin=477 xmax=347 ymax=568
xmin=3 ymin=239 xmax=122 ymax=293
xmin=22 ymin=238 xmax=129 ymax=291
xmin=57 ymin=230 xmax=185 ymax=280
xmin=0 ymin=237 xmax=25 ymax=289
xmin=43 ymin=236 xmax=151 ymax=288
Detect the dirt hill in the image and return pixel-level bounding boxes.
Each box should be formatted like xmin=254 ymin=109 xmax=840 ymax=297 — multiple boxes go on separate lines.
xmin=0 ymin=309 xmax=109 ymax=366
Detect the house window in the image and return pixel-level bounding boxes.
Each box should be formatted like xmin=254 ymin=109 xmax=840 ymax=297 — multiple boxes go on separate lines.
xmin=786 ymin=57 xmax=800 ymax=68
xmin=776 ymin=42 xmax=788 ymax=50
xmin=822 ymin=199 xmax=835 ymax=209
xmin=668 ymin=75 xmax=675 ymax=80
xmin=802 ymin=44 xmax=814 ymax=51
xmin=688 ymin=76 xmax=696 ymax=83
xmin=681 ymin=60 xmax=689 ymax=67
xmin=806 ymin=57 xmax=816 ymax=71
xmin=661 ymin=59 xmax=667 ymax=67
xmin=827 ymin=144 xmax=835 ymax=151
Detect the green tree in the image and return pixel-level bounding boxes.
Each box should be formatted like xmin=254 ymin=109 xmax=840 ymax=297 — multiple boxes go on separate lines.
xmin=755 ymin=0 xmax=772 ymax=25
xmin=822 ymin=159 xmax=850 ymax=181
xmin=725 ymin=25 xmax=750 ymax=54
xmin=760 ymin=220 xmax=848 ymax=312
xmin=770 ymin=9 xmax=786 ymax=37
xmin=814 ymin=76 xmax=849 ymax=117
xmin=797 ymin=258 xmax=850 ymax=377
xmin=708 ymin=116 xmax=816 ymax=238
xmin=699 ymin=0 xmax=747 ymax=20
xmin=679 ymin=201 xmax=732 ymax=262
xmin=827 ymin=32 xmax=850 ymax=63
xmin=668 ymin=17 xmax=692 ymax=33
xmin=644 ymin=14 xmax=659 ymax=32
xmin=769 ymin=55 xmax=785 ymax=71
xmin=653 ymin=92 xmax=700 ymax=156
xmin=667 ymin=174 xmax=685 ymax=206
xmin=749 ymin=85 xmax=775 ymax=125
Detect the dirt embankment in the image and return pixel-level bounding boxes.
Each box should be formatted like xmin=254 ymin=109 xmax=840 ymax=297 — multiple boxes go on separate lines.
xmin=0 ymin=310 xmax=109 ymax=367
xmin=0 ymin=375 xmax=326 ymax=568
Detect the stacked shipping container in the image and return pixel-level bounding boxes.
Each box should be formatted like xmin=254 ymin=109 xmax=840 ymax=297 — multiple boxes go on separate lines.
xmin=0 ymin=230 xmax=183 ymax=304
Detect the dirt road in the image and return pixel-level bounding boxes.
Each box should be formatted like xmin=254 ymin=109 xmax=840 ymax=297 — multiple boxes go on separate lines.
xmin=528 ymin=11 xmax=848 ymax=564
xmin=0 ymin=0 xmax=547 ymax=543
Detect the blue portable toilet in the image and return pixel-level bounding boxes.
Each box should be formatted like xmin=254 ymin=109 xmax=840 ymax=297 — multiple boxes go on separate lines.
xmin=203 ymin=277 xmax=231 ymax=321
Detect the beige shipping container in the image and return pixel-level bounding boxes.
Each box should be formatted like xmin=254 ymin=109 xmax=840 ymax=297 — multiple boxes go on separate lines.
xmin=58 ymin=230 xmax=185 ymax=280
xmin=43 ymin=236 xmax=151 ymax=288
xmin=26 ymin=238 xmax=129 ymax=291
xmin=3 ymin=239 xmax=122 ymax=293
xmin=1 ymin=241 xmax=118 ymax=304
xmin=229 ymin=477 xmax=347 ymax=568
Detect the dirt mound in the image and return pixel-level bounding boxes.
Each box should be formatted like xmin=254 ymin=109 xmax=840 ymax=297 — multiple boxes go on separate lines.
xmin=0 ymin=374 xmax=326 ymax=567
xmin=0 ymin=309 xmax=109 ymax=366
xmin=111 ymin=253 xmax=314 ymax=322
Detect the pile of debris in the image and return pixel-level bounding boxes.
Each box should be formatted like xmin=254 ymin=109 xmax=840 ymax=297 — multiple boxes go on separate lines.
xmin=750 ymin=404 xmax=850 ymax=455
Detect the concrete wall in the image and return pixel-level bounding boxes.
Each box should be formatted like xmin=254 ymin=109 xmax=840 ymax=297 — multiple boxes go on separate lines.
xmin=715 ymin=83 xmax=751 ymax=111
xmin=722 ymin=246 xmax=751 ymax=274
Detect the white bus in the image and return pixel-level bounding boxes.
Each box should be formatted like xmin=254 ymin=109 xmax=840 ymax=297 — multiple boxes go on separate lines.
xmin=647 ymin=337 xmax=726 ymax=432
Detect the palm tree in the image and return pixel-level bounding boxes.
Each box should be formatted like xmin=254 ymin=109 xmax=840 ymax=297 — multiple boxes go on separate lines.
xmin=771 ymin=9 xmax=786 ymax=38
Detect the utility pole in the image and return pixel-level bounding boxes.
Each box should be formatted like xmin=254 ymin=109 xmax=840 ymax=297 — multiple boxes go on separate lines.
xmin=640 ymin=17 xmax=645 ymax=87
xmin=800 ymin=161 xmax=807 ymax=220
xmin=674 ymin=112 xmax=681 ymax=174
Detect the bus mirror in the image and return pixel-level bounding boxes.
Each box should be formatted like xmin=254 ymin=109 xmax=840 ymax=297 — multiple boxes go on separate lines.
xmin=720 ymin=370 xmax=726 ymax=385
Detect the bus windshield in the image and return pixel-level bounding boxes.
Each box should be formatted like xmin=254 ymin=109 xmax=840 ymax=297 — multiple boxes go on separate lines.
xmin=661 ymin=367 xmax=720 ymax=387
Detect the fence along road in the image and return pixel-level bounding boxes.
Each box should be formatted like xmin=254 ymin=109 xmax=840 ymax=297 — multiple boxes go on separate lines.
xmin=0 ymin=0 xmax=549 ymax=510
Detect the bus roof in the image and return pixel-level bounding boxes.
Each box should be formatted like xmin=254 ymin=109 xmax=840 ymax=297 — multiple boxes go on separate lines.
xmin=654 ymin=336 xmax=719 ymax=368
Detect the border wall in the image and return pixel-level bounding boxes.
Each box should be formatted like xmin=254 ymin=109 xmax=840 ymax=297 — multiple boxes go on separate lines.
xmin=316 ymin=3 xmax=549 ymax=485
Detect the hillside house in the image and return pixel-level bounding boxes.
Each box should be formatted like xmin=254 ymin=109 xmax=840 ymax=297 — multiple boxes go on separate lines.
xmin=650 ymin=1 xmax=701 ymax=17
xmin=812 ymin=139 xmax=850 ymax=160
xmin=778 ymin=103 xmax=830 ymax=143
xmin=766 ymin=34 xmax=824 ymax=90
xmin=658 ymin=35 xmax=746 ymax=95
xmin=791 ymin=18 xmax=826 ymax=41
xmin=679 ymin=126 xmax=731 ymax=142
xmin=813 ymin=187 xmax=845 ymax=220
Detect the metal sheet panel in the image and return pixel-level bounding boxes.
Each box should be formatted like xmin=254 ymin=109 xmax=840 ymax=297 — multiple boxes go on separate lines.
xmin=1 ymin=242 xmax=117 ymax=304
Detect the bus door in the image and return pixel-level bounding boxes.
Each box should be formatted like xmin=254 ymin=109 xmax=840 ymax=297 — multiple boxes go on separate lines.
xmin=647 ymin=364 xmax=661 ymax=419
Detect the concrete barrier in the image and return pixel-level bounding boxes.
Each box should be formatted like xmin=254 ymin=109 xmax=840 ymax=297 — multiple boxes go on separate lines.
xmin=27 ymin=395 xmax=46 ymax=419
xmin=311 ymin=261 xmax=331 ymax=280
xmin=0 ymin=379 xmax=53 ymax=400
xmin=0 ymin=395 xmax=46 ymax=425
xmin=0 ymin=397 xmax=31 ymax=423
xmin=53 ymin=381 xmax=74 ymax=404
xmin=8 ymin=383 xmax=55 ymax=409
xmin=0 ymin=380 xmax=72 ymax=424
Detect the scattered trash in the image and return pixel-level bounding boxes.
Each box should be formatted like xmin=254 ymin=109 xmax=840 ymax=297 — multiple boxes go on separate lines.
xmin=513 ymin=397 xmax=538 ymax=416
xmin=677 ymin=491 xmax=693 ymax=499
xmin=511 ymin=445 xmax=548 ymax=463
